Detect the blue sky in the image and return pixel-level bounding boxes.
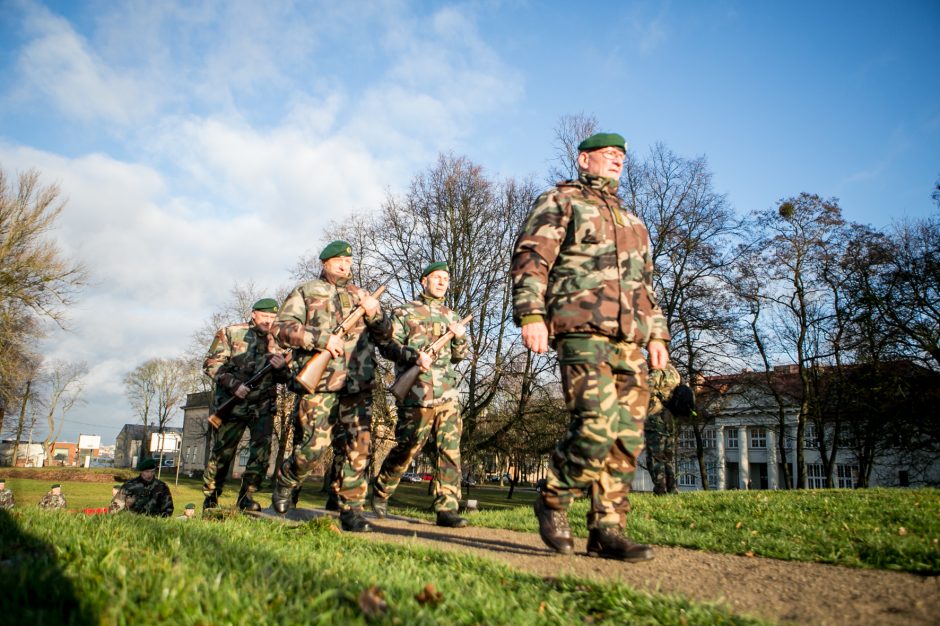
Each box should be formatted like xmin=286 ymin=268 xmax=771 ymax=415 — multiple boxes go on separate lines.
xmin=1 ymin=0 xmax=937 ymax=444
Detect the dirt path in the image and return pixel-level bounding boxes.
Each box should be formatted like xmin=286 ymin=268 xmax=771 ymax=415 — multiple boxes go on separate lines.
xmin=261 ymin=507 xmax=940 ymax=626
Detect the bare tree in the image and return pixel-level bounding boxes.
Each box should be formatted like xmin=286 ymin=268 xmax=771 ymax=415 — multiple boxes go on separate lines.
xmin=546 ymin=112 xmax=598 ymax=183
xmin=0 ymin=167 xmax=86 ymax=418
xmin=124 ymin=357 xmax=191 ymax=457
xmin=37 ymin=361 xmax=87 ymax=464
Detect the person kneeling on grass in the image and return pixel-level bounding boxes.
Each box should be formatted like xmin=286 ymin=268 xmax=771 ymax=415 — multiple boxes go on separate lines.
xmin=110 ymin=458 xmax=174 ymax=517
xmin=38 ymin=483 xmax=67 ymax=510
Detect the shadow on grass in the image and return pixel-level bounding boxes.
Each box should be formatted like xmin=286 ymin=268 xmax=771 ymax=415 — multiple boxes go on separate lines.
xmin=0 ymin=509 xmax=96 ymax=625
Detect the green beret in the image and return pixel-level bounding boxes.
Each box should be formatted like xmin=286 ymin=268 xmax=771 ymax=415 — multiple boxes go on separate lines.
xmin=578 ymin=132 xmax=627 ymax=153
xmin=51 ymin=484 xmax=61 ymax=489
xmin=185 ymin=503 xmax=196 ymax=510
xmin=319 ymin=240 xmax=353 ymax=261
xmin=421 ymin=261 xmax=449 ymax=278
xmin=138 ymin=458 xmax=157 ymax=471
xmin=252 ymin=298 xmax=279 ymax=312
xmin=113 ymin=484 xmax=123 ymax=490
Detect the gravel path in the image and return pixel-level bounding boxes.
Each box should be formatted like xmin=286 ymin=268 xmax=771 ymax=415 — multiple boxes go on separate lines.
xmin=259 ymin=507 xmax=940 ymax=626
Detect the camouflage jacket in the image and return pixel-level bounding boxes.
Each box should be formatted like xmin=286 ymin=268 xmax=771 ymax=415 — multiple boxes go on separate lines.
xmin=38 ymin=492 xmax=66 ymax=510
xmin=510 ymin=172 xmax=669 ymax=346
xmin=379 ymin=293 xmax=468 ymax=407
xmin=0 ymin=487 xmax=14 ymax=510
xmin=109 ymin=476 xmax=174 ymax=517
xmin=203 ymin=320 xmax=291 ymax=411
xmin=272 ymin=276 xmax=392 ymax=394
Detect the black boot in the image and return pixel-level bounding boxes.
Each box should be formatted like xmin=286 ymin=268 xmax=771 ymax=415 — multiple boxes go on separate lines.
xmin=237 ymin=486 xmax=261 ymax=512
xmin=370 ymin=493 xmax=387 ymax=519
xmin=324 ymin=491 xmax=340 ymax=511
xmin=202 ymin=493 xmax=218 ymax=511
xmin=436 ymin=510 xmax=468 ymax=528
xmin=271 ymin=483 xmax=295 ymax=514
xmin=586 ymin=527 xmax=654 ymax=562
xmin=291 ymin=486 xmax=302 ymax=508
xmin=339 ymin=509 xmax=373 ymax=532
xmin=533 ymin=496 xmax=573 ymax=554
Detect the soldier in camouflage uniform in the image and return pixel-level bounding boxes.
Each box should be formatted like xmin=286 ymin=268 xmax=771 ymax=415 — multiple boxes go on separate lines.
xmin=646 ymin=363 xmax=682 ymax=495
xmin=511 ymin=132 xmax=670 ymax=561
xmin=270 ymin=240 xmax=391 ymax=532
xmin=372 ymin=261 xmax=470 ymax=528
xmin=203 ymin=298 xmax=291 ymax=512
xmin=38 ymin=484 xmax=67 ymax=510
xmin=110 ymin=457 xmax=174 ymax=517
xmin=0 ymin=478 xmax=14 ymax=510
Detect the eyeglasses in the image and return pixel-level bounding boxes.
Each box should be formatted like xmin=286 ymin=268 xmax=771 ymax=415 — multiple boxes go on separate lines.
xmin=594 ymin=148 xmax=625 ymax=160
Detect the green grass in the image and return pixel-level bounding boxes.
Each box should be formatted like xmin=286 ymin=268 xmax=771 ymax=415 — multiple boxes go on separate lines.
xmin=1 ymin=508 xmax=765 ymax=626
xmin=7 ymin=471 xmax=939 ymax=573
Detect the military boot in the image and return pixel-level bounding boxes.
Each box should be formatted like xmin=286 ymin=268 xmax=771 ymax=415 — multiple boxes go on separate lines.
xmin=237 ymin=486 xmax=261 ymax=512
xmin=202 ymin=493 xmax=218 ymax=511
xmin=436 ymin=511 xmax=468 ymax=528
xmin=586 ymin=527 xmax=654 ymax=562
xmin=533 ymin=496 xmax=573 ymax=554
xmin=370 ymin=492 xmax=388 ymax=519
xmin=339 ymin=508 xmax=373 ymax=533
xmin=271 ymin=482 xmax=295 ymax=514
xmin=324 ymin=491 xmax=340 ymax=511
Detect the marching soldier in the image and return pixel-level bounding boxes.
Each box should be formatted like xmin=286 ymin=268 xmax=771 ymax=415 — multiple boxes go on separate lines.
xmin=270 ymin=240 xmax=391 ymax=532
xmin=372 ymin=262 xmax=469 ymax=528
xmin=202 ymin=298 xmax=291 ymax=512
xmin=511 ymin=132 xmax=670 ymax=561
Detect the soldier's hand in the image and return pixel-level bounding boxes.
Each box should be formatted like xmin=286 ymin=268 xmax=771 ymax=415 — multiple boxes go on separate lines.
xmin=417 ymin=351 xmax=433 ymax=372
xmin=234 ymin=384 xmax=250 ymax=399
xmin=448 ymin=322 xmax=466 ymax=339
xmin=648 ymin=340 xmax=669 ymax=370
xmin=360 ymin=295 xmax=380 ymax=318
xmin=269 ymin=353 xmax=287 ymax=369
xmin=521 ymin=321 xmax=549 ymax=353
xmin=326 ymin=334 xmax=345 ymax=358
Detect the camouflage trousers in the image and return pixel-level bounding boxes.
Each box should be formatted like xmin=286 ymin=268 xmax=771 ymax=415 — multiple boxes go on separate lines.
xmin=544 ymin=335 xmax=650 ymax=530
xmin=644 ymin=402 xmax=678 ymax=495
xmin=203 ymin=401 xmax=274 ymax=497
xmin=278 ymin=390 xmax=372 ymax=511
xmin=374 ymin=399 xmax=462 ymax=513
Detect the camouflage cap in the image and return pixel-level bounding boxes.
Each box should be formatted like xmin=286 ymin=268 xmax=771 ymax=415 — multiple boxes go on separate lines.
xmin=138 ymin=458 xmax=157 ymax=471
xmin=252 ymin=298 xmax=279 ymax=312
xmin=319 ymin=240 xmax=353 ymax=261
xmin=421 ymin=261 xmax=449 ymax=278
xmin=185 ymin=503 xmax=196 ymax=510
xmin=578 ymin=132 xmax=627 ymax=153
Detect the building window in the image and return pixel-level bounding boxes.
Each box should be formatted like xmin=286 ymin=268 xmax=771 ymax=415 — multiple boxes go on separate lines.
xmin=238 ymin=447 xmax=250 ymax=466
xmin=703 ymin=429 xmax=717 ymax=449
xmin=726 ymin=429 xmax=738 ymax=449
xmin=807 ymin=463 xmax=826 ymax=489
xmin=705 ymin=461 xmax=718 ymax=488
xmin=678 ymin=428 xmax=696 ymax=449
xmin=750 ymin=427 xmax=767 ymax=449
xmin=836 ymin=464 xmax=858 ymax=489
xmin=804 ymin=424 xmax=818 ymax=449
xmin=678 ymin=460 xmax=697 ymax=487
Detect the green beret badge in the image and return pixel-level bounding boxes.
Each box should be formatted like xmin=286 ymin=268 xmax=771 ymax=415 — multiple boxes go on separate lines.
xmin=252 ymin=298 xmax=279 ymax=312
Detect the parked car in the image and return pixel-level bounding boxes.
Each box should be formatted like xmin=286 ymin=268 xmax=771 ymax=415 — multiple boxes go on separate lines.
xmin=401 ymin=472 xmax=422 ymax=483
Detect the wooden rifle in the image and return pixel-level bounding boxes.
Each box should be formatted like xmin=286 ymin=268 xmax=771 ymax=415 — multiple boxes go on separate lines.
xmin=388 ymin=314 xmax=472 ymax=403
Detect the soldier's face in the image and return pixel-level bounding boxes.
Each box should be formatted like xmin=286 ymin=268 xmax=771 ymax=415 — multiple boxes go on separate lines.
xmin=251 ymin=310 xmax=277 ymax=332
xmin=52 ymin=487 xmax=61 ymax=495
xmin=578 ymin=147 xmax=625 ymax=179
xmin=422 ymin=271 xmax=450 ymax=298
xmin=323 ymin=256 xmax=352 ymax=283
xmin=140 ymin=469 xmax=156 ymax=482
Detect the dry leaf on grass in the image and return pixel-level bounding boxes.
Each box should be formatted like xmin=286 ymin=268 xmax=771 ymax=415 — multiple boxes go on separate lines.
xmin=358 ymin=585 xmax=387 ymax=617
xmin=415 ymin=583 xmax=444 ymax=606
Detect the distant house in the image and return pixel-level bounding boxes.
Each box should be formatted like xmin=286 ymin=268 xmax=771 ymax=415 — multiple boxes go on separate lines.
xmin=0 ymin=440 xmax=46 ymax=467
xmin=114 ymin=424 xmax=183 ymax=469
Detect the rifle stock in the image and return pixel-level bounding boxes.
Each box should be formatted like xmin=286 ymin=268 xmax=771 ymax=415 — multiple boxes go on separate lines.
xmin=294 ymin=284 xmax=386 ymax=394
xmin=389 ymin=314 xmax=472 ymax=403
